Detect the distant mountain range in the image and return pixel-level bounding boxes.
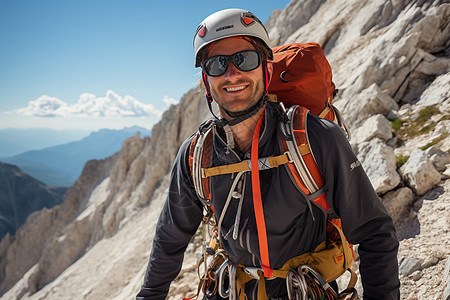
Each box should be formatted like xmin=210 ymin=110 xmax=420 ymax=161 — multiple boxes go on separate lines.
xmin=0 ymin=128 xmax=90 ymax=157
xmin=0 ymin=126 xmax=151 ymax=187
xmin=0 ymin=162 xmax=67 ymax=240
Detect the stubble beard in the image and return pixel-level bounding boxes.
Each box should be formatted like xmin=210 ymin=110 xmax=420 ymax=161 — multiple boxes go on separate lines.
xmin=211 ymin=79 xmax=264 ymax=118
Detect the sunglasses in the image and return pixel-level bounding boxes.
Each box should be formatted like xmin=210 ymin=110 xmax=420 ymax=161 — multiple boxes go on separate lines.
xmin=202 ymin=50 xmax=262 ymax=77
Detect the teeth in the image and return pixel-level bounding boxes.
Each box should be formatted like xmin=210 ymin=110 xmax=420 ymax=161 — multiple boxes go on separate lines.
xmin=226 ymin=86 xmax=245 ymax=92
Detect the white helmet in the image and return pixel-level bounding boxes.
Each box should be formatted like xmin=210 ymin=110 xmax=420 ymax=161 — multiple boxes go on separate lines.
xmin=193 ymin=8 xmax=273 ymax=67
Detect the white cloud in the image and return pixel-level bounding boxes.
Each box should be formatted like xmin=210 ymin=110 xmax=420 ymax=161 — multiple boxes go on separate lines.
xmin=15 ymin=95 xmax=69 ymax=117
xmin=163 ymin=95 xmax=179 ymax=107
xmin=10 ymin=90 xmax=163 ymax=118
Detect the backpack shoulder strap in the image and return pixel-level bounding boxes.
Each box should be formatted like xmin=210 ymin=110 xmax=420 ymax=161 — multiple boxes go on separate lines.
xmin=281 ymin=106 xmax=355 ymax=259
xmin=280 ymin=105 xmax=330 ymax=212
xmin=189 ymin=120 xmax=215 ymax=203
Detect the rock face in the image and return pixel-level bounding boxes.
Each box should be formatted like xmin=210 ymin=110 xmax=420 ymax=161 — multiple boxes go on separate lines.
xmin=0 ymin=88 xmax=210 ymax=298
xmin=1 ymin=0 xmax=449 ymax=300
xmin=0 ymin=163 xmax=66 ymax=240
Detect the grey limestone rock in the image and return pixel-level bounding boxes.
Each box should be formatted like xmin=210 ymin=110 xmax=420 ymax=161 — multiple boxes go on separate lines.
xmin=399 ymin=256 xmax=422 ymax=277
xmin=382 ymin=187 xmax=414 ymax=224
xmin=400 ymin=149 xmax=442 ymax=195
xmin=355 ymin=139 xmax=401 ymax=195
xmin=351 ymin=114 xmax=393 ymax=145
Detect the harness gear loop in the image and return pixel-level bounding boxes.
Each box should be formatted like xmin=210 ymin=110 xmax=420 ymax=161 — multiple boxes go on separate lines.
xmin=232 ymin=220 xmax=357 ymax=300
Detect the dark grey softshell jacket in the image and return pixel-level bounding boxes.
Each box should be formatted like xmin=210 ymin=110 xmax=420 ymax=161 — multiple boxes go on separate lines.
xmin=136 ymin=103 xmax=400 ymax=300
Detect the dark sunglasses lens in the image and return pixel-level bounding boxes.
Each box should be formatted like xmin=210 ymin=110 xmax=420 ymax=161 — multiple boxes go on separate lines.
xmin=234 ymin=51 xmax=260 ymax=71
xmin=204 ymin=51 xmax=261 ymax=76
xmin=204 ymin=56 xmax=228 ymax=76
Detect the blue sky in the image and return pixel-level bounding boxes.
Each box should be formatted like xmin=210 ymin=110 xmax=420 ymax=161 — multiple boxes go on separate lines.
xmin=0 ymin=0 xmax=290 ymax=131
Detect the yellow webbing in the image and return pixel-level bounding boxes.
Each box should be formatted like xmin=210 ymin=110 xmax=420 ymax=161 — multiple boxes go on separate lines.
xmin=267 ymin=94 xmax=278 ymax=102
xmin=318 ymin=98 xmax=332 ymax=118
xmin=201 ymin=144 xmax=311 ymax=179
xmin=234 ymin=222 xmax=356 ymax=300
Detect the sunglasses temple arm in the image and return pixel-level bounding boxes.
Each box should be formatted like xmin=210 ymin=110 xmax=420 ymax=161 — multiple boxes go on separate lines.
xmin=263 ymin=59 xmax=269 ymax=96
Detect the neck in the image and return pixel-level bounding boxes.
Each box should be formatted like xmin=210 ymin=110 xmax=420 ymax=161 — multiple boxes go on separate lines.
xmin=221 ymin=106 xmax=265 ymax=152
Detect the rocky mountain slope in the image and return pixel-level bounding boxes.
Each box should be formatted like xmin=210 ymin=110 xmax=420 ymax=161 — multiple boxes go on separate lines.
xmin=2 ymin=126 xmax=151 ymax=187
xmin=1 ymin=0 xmax=449 ymax=299
xmin=0 ymin=163 xmax=66 ymax=240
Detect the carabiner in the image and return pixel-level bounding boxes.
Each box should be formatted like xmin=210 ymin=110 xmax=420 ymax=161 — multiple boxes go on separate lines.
xmin=217 ymin=260 xmax=237 ymax=299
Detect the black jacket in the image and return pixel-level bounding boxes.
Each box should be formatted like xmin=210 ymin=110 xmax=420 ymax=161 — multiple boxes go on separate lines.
xmin=136 ymin=103 xmax=400 ymax=299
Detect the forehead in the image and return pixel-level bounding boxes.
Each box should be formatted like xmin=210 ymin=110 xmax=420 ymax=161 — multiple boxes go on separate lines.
xmin=207 ymin=37 xmax=256 ymax=57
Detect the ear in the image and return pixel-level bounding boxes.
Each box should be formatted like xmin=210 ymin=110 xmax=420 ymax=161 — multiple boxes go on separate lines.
xmin=266 ymin=60 xmax=274 ymax=85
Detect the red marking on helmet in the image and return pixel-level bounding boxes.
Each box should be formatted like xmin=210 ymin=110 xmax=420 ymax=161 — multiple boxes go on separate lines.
xmin=198 ymin=26 xmax=206 ymax=37
xmin=242 ymin=17 xmax=254 ymax=25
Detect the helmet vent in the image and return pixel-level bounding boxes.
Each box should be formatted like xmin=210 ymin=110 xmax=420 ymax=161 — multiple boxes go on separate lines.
xmin=196 ymin=24 xmax=207 ymax=38
xmin=242 ymin=16 xmax=255 ymax=26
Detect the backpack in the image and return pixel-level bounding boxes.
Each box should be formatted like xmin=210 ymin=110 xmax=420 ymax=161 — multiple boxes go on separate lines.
xmin=268 ymin=42 xmax=335 ymax=119
xmin=188 ymin=43 xmax=356 ymax=300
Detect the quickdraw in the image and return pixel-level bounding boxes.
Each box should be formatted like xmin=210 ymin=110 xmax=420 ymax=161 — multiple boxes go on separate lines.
xmin=198 ymin=249 xmax=227 ymax=299
xmin=286 ymin=265 xmax=338 ymax=300
xmin=196 ymin=260 xmax=358 ymax=300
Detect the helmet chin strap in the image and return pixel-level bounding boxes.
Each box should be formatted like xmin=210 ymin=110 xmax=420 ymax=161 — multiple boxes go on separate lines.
xmin=202 ymin=59 xmax=270 ymax=128
xmin=202 ymin=71 xmax=221 ymax=120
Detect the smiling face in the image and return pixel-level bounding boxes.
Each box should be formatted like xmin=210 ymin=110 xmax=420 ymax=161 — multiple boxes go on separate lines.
xmin=204 ymin=37 xmax=266 ymax=119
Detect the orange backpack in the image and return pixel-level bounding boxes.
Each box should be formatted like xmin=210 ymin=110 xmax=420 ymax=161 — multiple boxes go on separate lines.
xmin=268 ymin=42 xmax=336 ymax=120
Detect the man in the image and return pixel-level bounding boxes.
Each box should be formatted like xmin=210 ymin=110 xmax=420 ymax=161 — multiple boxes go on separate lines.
xmin=137 ymin=8 xmax=400 ymax=300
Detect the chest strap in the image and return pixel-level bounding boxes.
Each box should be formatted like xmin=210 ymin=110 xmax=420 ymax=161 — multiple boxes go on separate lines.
xmin=201 ymin=144 xmax=310 ymax=179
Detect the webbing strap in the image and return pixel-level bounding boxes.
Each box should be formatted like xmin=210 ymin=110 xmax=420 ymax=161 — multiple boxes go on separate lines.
xmin=201 ymin=144 xmax=311 ymax=178
xmin=251 ymin=112 xmax=272 ymax=279
xmin=318 ymin=105 xmax=331 ymax=119
xmin=235 ymin=223 xmax=357 ymax=300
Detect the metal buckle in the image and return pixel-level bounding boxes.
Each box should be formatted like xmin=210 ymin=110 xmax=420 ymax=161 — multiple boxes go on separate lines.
xmin=243 ymin=267 xmax=276 ymax=281
xmin=284 ymin=151 xmax=294 ymax=163
xmin=243 ymin=267 xmax=263 ymax=279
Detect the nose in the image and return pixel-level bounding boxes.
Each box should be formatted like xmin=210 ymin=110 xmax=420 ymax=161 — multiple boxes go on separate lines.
xmin=224 ymin=61 xmax=242 ymax=80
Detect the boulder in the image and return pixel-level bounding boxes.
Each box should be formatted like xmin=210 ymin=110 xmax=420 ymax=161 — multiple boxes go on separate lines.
xmin=382 ymin=187 xmax=414 ymax=224
xmin=334 ymin=84 xmax=399 ymax=130
xmin=421 ymin=256 xmax=439 ymax=269
xmin=399 ymin=256 xmax=422 ymax=277
xmin=399 ymin=149 xmax=442 ymax=195
xmin=355 ymin=138 xmax=401 ymax=194
xmin=424 ymin=146 xmax=450 ymax=172
xmin=351 ymin=114 xmax=393 ymax=145
xmin=409 ymin=270 xmax=422 ymax=281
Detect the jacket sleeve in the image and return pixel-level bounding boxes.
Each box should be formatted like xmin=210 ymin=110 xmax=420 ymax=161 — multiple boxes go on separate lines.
xmin=136 ymin=136 xmax=203 ymax=300
xmin=307 ymin=115 xmax=400 ymax=300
